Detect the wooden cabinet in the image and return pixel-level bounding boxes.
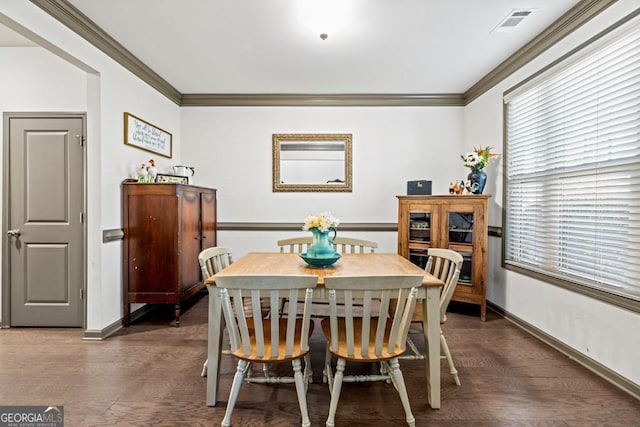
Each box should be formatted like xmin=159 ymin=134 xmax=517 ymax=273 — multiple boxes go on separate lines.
xmin=397 ymin=195 xmax=489 ymax=320
xmin=122 ymin=182 xmax=217 ymax=326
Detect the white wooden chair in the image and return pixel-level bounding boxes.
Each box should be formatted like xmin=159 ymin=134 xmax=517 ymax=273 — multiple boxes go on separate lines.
xmin=394 ymin=248 xmax=464 ymax=386
xmin=321 ymin=274 xmax=424 ymax=427
xmin=199 ymin=247 xmax=234 ymax=377
xmin=215 ymin=274 xmax=318 ymax=427
xmin=277 ymin=236 xmax=378 ymax=254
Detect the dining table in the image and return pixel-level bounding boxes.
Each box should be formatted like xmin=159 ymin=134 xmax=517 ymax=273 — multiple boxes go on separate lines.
xmin=204 ymin=252 xmax=445 ymax=409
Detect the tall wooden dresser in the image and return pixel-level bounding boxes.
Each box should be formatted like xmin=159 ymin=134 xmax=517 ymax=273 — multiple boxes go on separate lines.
xmin=122 ymin=181 xmax=217 ymax=326
xmin=397 ymin=195 xmax=489 ymax=320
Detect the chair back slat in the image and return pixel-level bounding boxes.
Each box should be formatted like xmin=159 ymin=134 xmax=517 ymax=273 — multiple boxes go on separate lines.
xmin=360 ymin=290 xmax=373 ymax=357
xmin=220 ymin=288 xmax=239 ymax=350
xmin=325 ymin=274 xmax=423 ymax=359
xmin=300 ymin=288 xmax=314 ymax=350
xmin=215 ymin=274 xmax=317 ymax=360
xmin=329 ymin=289 xmax=339 ymax=350
xmin=199 ymin=246 xmax=234 ymax=279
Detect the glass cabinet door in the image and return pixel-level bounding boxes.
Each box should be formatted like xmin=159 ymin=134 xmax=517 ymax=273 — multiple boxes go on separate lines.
xmin=409 ymin=212 xmax=431 ymax=243
xmin=448 ymin=212 xmax=474 ymax=244
xmin=407 ymin=211 xmax=432 ymax=269
xmin=448 ymin=211 xmax=474 ymax=285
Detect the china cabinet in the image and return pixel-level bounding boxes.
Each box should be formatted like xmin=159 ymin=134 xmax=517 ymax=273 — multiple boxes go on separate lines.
xmin=397 ymin=195 xmax=489 ymax=320
xmin=122 ymin=182 xmax=217 ymax=326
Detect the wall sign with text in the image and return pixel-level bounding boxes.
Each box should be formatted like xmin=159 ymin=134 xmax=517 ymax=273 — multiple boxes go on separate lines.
xmin=124 ymin=112 xmax=173 ymax=158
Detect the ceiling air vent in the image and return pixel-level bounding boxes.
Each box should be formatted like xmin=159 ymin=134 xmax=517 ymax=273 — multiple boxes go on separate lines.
xmin=492 ymin=9 xmax=535 ymax=33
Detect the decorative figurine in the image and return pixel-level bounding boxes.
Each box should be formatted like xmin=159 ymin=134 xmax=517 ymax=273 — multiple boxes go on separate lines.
xmin=147 ymin=159 xmax=157 ymax=182
xmin=137 ymin=163 xmax=149 ymax=182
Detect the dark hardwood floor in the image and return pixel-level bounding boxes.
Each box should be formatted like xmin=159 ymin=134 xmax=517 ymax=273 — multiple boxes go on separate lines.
xmin=1 ymin=294 xmax=638 ymax=426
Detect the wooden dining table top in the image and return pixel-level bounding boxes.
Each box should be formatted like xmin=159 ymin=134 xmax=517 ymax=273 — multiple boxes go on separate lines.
xmin=205 ymin=252 xmax=444 ymax=288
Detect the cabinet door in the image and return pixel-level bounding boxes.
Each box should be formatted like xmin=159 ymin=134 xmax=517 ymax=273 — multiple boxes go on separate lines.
xmin=179 ymin=187 xmax=201 ymax=290
xmin=127 ymin=194 xmax=178 ymax=293
xmin=200 ymin=189 xmax=217 ymax=249
xmin=443 ymin=203 xmax=476 ymax=295
xmin=444 ymin=201 xmax=486 ymax=299
xmin=398 ymin=201 xmax=441 ymax=269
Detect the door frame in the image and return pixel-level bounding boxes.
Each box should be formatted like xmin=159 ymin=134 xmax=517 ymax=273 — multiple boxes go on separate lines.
xmin=1 ymin=112 xmax=88 ymax=329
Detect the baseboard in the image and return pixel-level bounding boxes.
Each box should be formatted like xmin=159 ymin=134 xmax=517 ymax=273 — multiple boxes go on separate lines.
xmin=82 ymin=304 xmax=155 ymax=341
xmin=487 ymin=301 xmax=640 ymax=401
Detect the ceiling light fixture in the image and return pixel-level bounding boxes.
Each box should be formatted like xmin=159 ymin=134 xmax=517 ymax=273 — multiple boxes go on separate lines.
xmin=298 ymin=0 xmax=351 ymax=41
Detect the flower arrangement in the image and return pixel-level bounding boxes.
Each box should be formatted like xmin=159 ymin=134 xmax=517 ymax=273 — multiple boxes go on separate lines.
xmin=302 ymin=212 xmax=340 ymax=232
xmin=461 ymin=146 xmax=499 ymax=171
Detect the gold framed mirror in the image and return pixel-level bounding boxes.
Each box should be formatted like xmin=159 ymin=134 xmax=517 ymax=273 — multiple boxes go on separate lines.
xmin=272 ymin=133 xmax=352 ymax=192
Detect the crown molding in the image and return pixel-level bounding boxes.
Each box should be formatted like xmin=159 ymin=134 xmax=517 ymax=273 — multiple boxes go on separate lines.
xmin=31 ymin=0 xmax=614 ymax=107
xmin=464 ymin=0 xmax=618 ymax=104
xmin=29 ymin=0 xmax=182 ymax=105
xmin=181 ymin=93 xmax=464 ymax=107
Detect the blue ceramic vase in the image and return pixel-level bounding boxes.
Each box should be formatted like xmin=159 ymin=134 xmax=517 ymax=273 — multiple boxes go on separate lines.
xmin=467 ymin=169 xmax=487 ymax=194
xmin=307 ymin=227 xmax=338 ymax=258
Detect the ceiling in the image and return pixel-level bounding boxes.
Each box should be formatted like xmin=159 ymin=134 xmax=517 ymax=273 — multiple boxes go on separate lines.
xmin=4 ymin=1 xmax=607 ymax=103
xmin=61 ymin=0 xmax=584 ymax=95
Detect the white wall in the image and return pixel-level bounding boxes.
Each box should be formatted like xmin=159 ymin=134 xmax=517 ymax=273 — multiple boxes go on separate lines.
xmin=465 ymin=0 xmax=640 ymax=385
xmin=181 ymin=106 xmax=466 ymax=257
xmin=1 ymin=2 xmax=182 ymax=331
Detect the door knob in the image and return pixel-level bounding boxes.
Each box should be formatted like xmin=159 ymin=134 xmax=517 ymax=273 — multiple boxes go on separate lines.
xmin=7 ymin=229 xmax=21 ymax=237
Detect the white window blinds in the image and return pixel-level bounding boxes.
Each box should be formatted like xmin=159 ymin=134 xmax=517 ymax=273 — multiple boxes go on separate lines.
xmin=504 ymin=18 xmax=640 ymax=302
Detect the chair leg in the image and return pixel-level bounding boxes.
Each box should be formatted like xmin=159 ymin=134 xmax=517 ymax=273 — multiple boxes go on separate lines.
xmin=440 ymin=330 xmax=461 ymax=386
xmin=303 ymin=354 xmax=313 ymax=387
xmin=326 ymin=358 xmax=346 ymax=427
xmin=221 ymin=359 xmax=248 ymax=427
xmin=323 ymin=344 xmax=331 ymax=385
xmin=201 ymin=358 xmax=208 ymax=377
xmin=387 ymin=358 xmax=416 ymax=427
xmin=292 ymin=358 xmax=311 ymax=427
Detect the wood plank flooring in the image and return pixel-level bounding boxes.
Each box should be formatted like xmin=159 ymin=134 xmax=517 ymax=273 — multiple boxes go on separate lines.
xmin=0 ymin=294 xmax=638 ymax=426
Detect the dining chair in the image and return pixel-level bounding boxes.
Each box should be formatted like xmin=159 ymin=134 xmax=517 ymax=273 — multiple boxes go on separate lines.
xmin=199 ymin=247 xmax=234 ymax=377
xmin=215 ymin=274 xmax=318 ymax=427
xmin=277 ymin=236 xmax=378 ymax=254
xmin=394 ymin=248 xmax=464 ymax=386
xmin=199 ymin=247 xmax=273 ymax=378
xmin=321 ymin=274 xmax=424 ymax=427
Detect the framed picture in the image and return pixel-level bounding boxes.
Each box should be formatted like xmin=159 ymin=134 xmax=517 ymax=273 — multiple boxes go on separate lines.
xmin=124 ymin=112 xmax=173 ymax=158
xmin=156 ymin=173 xmax=188 ymax=184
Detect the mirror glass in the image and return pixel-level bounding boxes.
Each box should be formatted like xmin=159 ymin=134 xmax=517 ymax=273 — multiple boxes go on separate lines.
xmin=273 ymin=134 xmax=352 ymax=192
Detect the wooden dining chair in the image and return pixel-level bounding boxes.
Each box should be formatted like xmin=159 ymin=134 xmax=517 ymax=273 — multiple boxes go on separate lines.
xmin=277 ymin=235 xmax=378 ymax=254
xmin=321 ymin=274 xmax=424 ymax=427
xmin=394 ymin=248 xmax=464 ymax=386
xmin=215 ymin=274 xmax=318 ymax=427
xmin=199 ymin=247 xmax=234 ymax=377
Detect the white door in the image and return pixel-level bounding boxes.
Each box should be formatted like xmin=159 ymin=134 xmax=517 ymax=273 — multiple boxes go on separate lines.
xmin=4 ymin=114 xmax=85 ymax=327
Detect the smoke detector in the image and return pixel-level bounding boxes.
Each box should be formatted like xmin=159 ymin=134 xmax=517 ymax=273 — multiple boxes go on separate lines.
xmin=492 ymin=9 xmax=535 ymax=33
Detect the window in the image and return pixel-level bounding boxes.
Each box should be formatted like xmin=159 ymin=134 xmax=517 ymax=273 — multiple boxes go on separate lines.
xmin=503 ymin=16 xmax=640 ymax=306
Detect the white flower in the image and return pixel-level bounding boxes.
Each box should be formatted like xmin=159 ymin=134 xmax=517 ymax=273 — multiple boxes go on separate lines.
xmin=302 ymin=212 xmax=340 ymax=232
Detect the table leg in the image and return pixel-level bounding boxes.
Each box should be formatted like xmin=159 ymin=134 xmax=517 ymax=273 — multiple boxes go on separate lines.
xmin=422 ymin=286 xmax=441 ymax=409
xmin=206 ymin=285 xmax=225 ymax=406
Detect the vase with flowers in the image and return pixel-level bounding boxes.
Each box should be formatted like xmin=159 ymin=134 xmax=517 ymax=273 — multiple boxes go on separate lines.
xmin=461 ymin=146 xmax=498 ymax=194
xmin=301 ymin=212 xmax=341 ymax=266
